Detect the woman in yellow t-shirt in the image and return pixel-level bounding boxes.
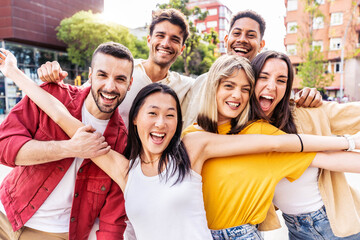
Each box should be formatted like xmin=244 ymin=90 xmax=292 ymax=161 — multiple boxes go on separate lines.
xmin=182 ymin=54 xmax=360 ymax=239
xmin=1 ymin=48 xmax=360 ymax=240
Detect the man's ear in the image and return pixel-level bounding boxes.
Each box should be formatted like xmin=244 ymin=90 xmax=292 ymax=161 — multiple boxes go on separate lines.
xmin=224 ymin=35 xmax=229 ymax=48
xmin=147 ymin=35 xmax=151 ymax=47
xmin=128 ymin=77 xmax=133 ymax=91
xmin=259 ymin=39 xmax=265 ymax=53
xmin=180 ymin=44 xmax=186 ymax=55
xmin=88 ymin=67 xmax=92 ymax=83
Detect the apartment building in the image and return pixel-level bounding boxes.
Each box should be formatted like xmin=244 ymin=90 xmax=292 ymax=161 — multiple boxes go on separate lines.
xmin=284 ymin=0 xmax=360 ymax=100
xmin=0 ymin=0 xmax=104 ymax=113
xmin=187 ymin=0 xmax=232 ymax=54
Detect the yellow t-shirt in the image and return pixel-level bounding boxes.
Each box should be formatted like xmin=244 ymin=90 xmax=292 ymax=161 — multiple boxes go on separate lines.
xmin=182 ymin=120 xmax=316 ymax=230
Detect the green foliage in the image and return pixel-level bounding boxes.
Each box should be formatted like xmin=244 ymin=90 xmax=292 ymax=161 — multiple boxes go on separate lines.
xmin=56 ymin=10 xmax=148 ymax=70
xmin=297 ymin=48 xmax=334 ymax=90
xmin=158 ymin=0 xmax=219 ymax=76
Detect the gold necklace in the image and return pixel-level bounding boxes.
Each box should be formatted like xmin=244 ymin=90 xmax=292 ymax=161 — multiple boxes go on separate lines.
xmin=141 ymin=157 xmax=160 ymax=164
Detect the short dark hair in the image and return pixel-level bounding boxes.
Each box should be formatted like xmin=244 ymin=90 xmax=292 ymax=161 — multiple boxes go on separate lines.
xmin=251 ymin=51 xmax=297 ymax=134
xmin=149 ymin=9 xmax=189 ymax=45
xmin=124 ymin=83 xmax=191 ymax=184
xmin=91 ymin=42 xmax=134 ymax=77
xmin=230 ymin=10 xmax=266 ymax=39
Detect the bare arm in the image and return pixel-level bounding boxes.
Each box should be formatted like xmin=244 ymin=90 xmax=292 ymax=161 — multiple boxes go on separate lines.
xmin=0 ymin=49 xmax=128 ymax=191
xmin=311 ymin=151 xmax=360 ymax=173
xmin=15 ymin=125 xmax=110 ymax=165
xmin=184 ymin=128 xmax=354 ymax=173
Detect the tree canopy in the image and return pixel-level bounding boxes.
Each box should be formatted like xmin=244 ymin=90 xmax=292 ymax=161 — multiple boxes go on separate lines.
xmin=56 ymin=10 xmax=148 ymax=72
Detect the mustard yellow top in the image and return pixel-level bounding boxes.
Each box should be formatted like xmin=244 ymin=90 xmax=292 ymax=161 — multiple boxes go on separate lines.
xmin=182 ymin=120 xmax=316 ymax=230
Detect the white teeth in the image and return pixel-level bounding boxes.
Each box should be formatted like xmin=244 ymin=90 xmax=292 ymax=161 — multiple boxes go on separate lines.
xmin=234 ymin=47 xmax=248 ymax=53
xmin=262 ymin=96 xmax=274 ymax=100
xmin=227 ymin=102 xmax=240 ymax=107
xmin=101 ymin=93 xmax=116 ymax=100
xmin=158 ymin=50 xmax=171 ymax=54
xmin=151 ymin=133 xmax=165 ymax=137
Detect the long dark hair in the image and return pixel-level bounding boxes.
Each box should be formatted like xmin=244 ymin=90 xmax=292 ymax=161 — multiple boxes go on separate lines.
xmin=124 ymin=83 xmax=191 ymax=184
xmin=251 ymin=51 xmax=297 ymax=134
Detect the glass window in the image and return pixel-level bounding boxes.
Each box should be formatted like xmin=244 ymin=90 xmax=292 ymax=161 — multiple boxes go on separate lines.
xmin=333 ymin=62 xmax=341 ymax=73
xmin=313 ymin=17 xmax=324 ymax=29
xmin=207 ymin=21 xmax=217 ymax=28
xmin=331 ymin=12 xmax=343 ymax=26
xmin=330 ymin=38 xmax=342 ymax=50
xmin=6 ymin=43 xmax=35 ymax=67
xmin=287 ymin=44 xmax=297 ymax=55
xmin=312 ymin=40 xmax=323 ymax=51
xmin=287 ymin=0 xmax=298 ymax=11
xmin=287 ymin=22 xmax=297 ymax=34
xmin=208 ymin=8 xmax=217 ymax=16
xmin=315 ymin=0 xmax=325 ymax=4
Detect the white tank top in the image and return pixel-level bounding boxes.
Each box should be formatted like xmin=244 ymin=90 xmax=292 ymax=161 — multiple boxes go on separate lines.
xmin=273 ymin=167 xmax=324 ymax=215
xmin=124 ymin=157 xmax=212 ymax=240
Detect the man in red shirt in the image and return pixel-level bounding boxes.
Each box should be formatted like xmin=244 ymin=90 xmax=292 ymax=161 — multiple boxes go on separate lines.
xmin=0 ymin=42 xmax=133 ymax=240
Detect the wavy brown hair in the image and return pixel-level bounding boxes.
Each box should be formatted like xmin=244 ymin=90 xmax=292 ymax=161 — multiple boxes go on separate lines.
xmin=251 ymin=51 xmax=297 ymax=134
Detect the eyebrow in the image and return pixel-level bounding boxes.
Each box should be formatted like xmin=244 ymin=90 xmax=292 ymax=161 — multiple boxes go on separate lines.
xmin=222 ymin=79 xmax=251 ymax=87
xmin=260 ymin=71 xmax=288 ymax=78
xmin=232 ymin=28 xmax=258 ymax=34
xmin=148 ymin=105 xmax=176 ymax=111
xmin=97 ymin=69 xmax=128 ymax=80
xmin=155 ymin=31 xmax=182 ymax=42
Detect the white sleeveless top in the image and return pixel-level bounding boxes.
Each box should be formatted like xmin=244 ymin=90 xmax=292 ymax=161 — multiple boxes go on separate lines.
xmin=124 ymin=157 xmax=212 ymax=240
xmin=274 ymin=167 xmax=324 ymax=215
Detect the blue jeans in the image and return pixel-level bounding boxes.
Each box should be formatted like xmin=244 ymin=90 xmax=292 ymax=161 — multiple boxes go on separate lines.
xmin=211 ymin=224 xmax=263 ymax=240
xmin=283 ymin=205 xmax=360 ymax=240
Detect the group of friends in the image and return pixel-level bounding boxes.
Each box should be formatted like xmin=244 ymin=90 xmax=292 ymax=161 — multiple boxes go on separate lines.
xmin=0 ymin=7 xmax=360 ymax=240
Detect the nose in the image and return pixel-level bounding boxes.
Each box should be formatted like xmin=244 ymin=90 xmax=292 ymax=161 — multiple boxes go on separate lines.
xmin=232 ymin=89 xmax=242 ymax=99
xmin=266 ymin=79 xmax=276 ymax=91
xmin=160 ymin=36 xmax=171 ymax=48
xmin=103 ymin=78 xmax=116 ymax=92
xmin=155 ymin=115 xmax=166 ymax=128
xmin=236 ymin=33 xmax=248 ymax=43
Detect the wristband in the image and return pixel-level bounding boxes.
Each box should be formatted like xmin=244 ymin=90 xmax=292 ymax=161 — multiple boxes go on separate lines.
xmin=344 ymin=134 xmax=355 ymax=151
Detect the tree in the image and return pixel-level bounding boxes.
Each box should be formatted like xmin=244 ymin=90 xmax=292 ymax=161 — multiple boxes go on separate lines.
xmin=56 ymin=10 xmax=148 ymax=75
xmin=158 ymin=0 xmax=219 ymax=76
xmin=296 ymin=0 xmax=334 ymax=90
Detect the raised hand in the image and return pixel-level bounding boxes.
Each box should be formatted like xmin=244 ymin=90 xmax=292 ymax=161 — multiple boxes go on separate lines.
xmin=67 ymin=125 xmax=111 ymax=159
xmin=295 ymin=87 xmax=323 ymax=108
xmin=37 ymin=61 xmax=68 ymax=83
xmin=0 ymin=48 xmax=18 ymax=77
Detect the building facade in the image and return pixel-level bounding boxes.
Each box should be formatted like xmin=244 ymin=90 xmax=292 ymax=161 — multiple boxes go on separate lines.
xmin=284 ymin=0 xmax=360 ymax=101
xmin=0 ymin=0 xmax=104 ymax=113
xmin=187 ymin=0 xmax=232 ymax=54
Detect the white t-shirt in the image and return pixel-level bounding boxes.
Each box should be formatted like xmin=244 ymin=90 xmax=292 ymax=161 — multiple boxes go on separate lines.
xmin=273 ymin=167 xmax=324 ymax=215
xmin=118 ymin=59 xmax=194 ymax=128
xmin=18 ymin=103 xmax=109 ymax=232
xmin=124 ymin=157 xmax=212 ymax=240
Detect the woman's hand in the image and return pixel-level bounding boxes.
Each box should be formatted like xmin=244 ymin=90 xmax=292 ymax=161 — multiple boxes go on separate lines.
xmin=0 ymin=48 xmax=18 ymax=77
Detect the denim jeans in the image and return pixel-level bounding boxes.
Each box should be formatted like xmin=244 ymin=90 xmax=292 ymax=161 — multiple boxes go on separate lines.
xmin=211 ymin=224 xmax=263 ymax=240
xmin=283 ymin=205 xmax=360 ymax=240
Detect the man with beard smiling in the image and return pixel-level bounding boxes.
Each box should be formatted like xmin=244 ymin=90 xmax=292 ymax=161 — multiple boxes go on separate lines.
xmin=0 ymin=42 xmax=133 ymax=240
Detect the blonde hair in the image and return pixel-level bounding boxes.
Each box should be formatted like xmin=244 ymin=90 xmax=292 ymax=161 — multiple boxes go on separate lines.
xmin=197 ymin=54 xmax=255 ymax=133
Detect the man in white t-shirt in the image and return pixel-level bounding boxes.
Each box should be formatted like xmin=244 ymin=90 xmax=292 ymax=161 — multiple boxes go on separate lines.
xmin=0 ymin=42 xmax=133 ymax=240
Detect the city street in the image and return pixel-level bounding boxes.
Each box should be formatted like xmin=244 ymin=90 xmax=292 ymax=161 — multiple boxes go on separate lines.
xmin=0 ymin=114 xmax=360 ymax=239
